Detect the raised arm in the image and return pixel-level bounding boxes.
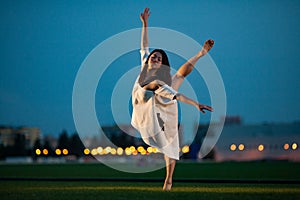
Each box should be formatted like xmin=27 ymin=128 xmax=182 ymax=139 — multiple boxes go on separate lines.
xmin=176 ymin=39 xmax=214 ymax=77
xmin=140 ymin=8 xmax=150 ymax=49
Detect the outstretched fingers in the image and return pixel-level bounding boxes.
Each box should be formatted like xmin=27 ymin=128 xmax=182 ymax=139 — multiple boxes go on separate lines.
xmin=140 ymin=7 xmax=151 ymax=23
xmin=199 ymin=104 xmax=213 ymax=114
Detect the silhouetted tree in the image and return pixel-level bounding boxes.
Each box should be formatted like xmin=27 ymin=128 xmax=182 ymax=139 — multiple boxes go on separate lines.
xmin=57 ymin=130 xmax=70 ymax=150
xmin=32 ymin=138 xmax=42 ymax=159
xmin=13 ymin=133 xmax=26 ymax=156
xmin=43 ymin=138 xmax=55 ymax=156
xmin=69 ymin=133 xmax=85 ymax=158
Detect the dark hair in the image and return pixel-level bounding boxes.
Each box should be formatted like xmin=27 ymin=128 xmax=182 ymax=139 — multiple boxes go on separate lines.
xmin=138 ymin=49 xmax=172 ymax=87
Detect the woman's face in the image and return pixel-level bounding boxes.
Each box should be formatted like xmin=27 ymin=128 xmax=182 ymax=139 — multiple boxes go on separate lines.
xmin=148 ymin=52 xmax=162 ymax=69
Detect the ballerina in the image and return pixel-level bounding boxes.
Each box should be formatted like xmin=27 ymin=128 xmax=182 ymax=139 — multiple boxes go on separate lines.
xmin=131 ymin=8 xmax=214 ymax=191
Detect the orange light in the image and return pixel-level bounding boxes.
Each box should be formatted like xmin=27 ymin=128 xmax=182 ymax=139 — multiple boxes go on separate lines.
xmin=238 ymin=144 xmax=245 ymax=151
xmin=43 ymin=149 xmax=49 ymax=155
xmin=62 ymin=149 xmax=68 ymax=155
xmin=55 ymin=149 xmax=61 ymax=155
xmin=230 ymin=144 xmax=237 ymax=151
xmin=129 ymin=146 xmax=136 ymax=153
xmin=283 ymin=143 xmax=289 ymax=150
xmin=258 ymin=144 xmax=264 ymax=152
xmin=132 ymin=150 xmax=138 ymax=155
xmin=137 ymin=146 xmax=144 ymax=153
xmin=141 ymin=149 xmax=147 ymax=155
xmin=84 ymin=148 xmax=90 ymax=155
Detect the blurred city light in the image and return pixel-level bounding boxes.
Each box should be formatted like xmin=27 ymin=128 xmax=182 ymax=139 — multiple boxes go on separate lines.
xmin=258 ymin=144 xmax=264 ymax=152
xmin=238 ymin=144 xmax=245 ymax=151
xmin=117 ymin=147 xmax=123 ymax=155
xmin=147 ymin=147 xmax=153 ymax=153
xmin=97 ymin=147 xmax=103 ymax=154
xmin=42 ymin=149 xmax=48 ymax=155
xmin=110 ymin=148 xmax=117 ymax=155
xmin=62 ymin=149 xmax=68 ymax=155
xmin=125 ymin=147 xmax=131 ymax=155
xmin=283 ymin=143 xmax=289 ymax=150
xmin=129 ymin=146 xmax=136 ymax=153
xmin=230 ymin=144 xmax=237 ymax=151
xmin=182 ymin=145 xmax=190 ymax=153
xmin=292 ymin=143 xmax=298 ymax=150
xmin=137 ymin=146 xmax=144 ymax=153
xmin=105 ymin=146 xmax=111 ymax=153
xmin=55 ymin=149 xmax=61 ymax=156
xmin=91 ymin=148 xmax=97 ymax=156
xmin=35 ymin=149 xmax=41 ymax=155
xmin=84 ymin=148 xmax=90 ymax=155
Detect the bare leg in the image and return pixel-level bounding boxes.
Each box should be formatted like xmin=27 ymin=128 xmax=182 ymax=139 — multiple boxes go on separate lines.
xmin=163 ymin=155 xmax=176 ymax=191
xmin=176 ymin=39 xmax=214 ymax=78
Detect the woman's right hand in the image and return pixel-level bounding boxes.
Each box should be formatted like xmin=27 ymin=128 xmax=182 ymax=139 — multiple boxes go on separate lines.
xmin=140 ymin=8 xmax=150 ymax=26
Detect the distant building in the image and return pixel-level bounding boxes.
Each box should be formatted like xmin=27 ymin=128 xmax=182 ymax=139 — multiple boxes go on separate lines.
xmin=0 ymin=126 xmax=41 ymax=149
xmin=193 ymin=120 xmax=300 ymax=162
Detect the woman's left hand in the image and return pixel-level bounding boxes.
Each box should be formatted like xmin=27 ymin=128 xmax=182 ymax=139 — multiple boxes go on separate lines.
xmin=197 ymin=104 xmax=213 ymax=114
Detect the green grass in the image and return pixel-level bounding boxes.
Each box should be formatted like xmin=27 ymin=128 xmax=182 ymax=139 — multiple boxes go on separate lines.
xmin=0 ymin=161 xmax=300 ymax=199
xmin=1 ymin=161 xmax=300 ymax=180
xmin=1 ymin=181 xmax=300 ymax=200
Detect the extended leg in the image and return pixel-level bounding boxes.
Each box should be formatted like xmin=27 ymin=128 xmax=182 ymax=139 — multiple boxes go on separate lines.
xmin=176 ymin=39 xmax=214 ymax=78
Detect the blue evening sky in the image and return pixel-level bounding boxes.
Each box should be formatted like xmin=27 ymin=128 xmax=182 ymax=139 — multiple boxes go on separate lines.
xmin=0 ymin=0 xmax=299 ymax=137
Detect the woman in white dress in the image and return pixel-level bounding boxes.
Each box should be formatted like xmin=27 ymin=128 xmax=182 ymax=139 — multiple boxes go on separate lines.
xmin=131 ymin=8 xmax=214 ymax=190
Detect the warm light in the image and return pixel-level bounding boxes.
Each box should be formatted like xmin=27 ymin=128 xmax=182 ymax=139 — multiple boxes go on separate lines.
xmin=110 ymin=148 xmax=117 ymax=155
xmin=35 ymin=149 xmax=41 ymax=155
xmin=43 ymin=149 xmax=49 ymax=155
xmin=141 ymin=149 xmax=147 ymax=155
xmin=62 ymin=149 xmax=68 ymax=155
xmin=292 ymin=143 xmax=298 ymax=150
xmin=129 ymin=146 xmax=136 ymax=153
xmin=105 ymin=146 xmax=111 ymax=153
xmin=182 ymin=145 xmax=190 ymax=154
xmin=238 ymin=144 xmax=245 ymax=151
xmin=125 ymin=147 xmax=132 ymax=155
xmin=258 ymin=144 xmax=264 ymax=152
xmin=97 ymin=147 xmax=103 ymax=154
xmin=137 ymin=146 xmax=145 ymax=153
xmin=117 ymin=147 xmax=123 ymax=155
xmin=152 ymin=147 xmax=159 ymax=153
xmin=132 ymin=150 xmax=138 ymax=155
xmin=84 ymin=148 xmax=90 ymax=155
xmin=230 ymin=144 xmax=237 ymax=151
xmin=55 ymin=149 xmax=61 ymax=155
xmin=283 ymin=143 xmax=289 ymax=150
xmin=91 ymin=148 xmax=98 ymax=156
xmin=147 ymin=147 xmax=153 ymax=153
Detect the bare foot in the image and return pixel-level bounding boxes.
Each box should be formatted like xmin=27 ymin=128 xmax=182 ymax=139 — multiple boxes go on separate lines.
xmin=201 ymin=39 xmax=214 ymax=55
xmin=163 ymin=181 xmax=172 ymax=191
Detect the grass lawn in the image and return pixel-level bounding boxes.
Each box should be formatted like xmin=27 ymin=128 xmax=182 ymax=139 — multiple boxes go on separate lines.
xmin=1 ymin=181 xmax=300 ymax=200
xmin=0 ymin=161 xmax=300 ymax=199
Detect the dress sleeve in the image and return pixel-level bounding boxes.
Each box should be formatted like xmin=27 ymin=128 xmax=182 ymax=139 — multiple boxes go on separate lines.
xmin=140 ymin=47 xmax=150 ymax=71
xmin=154 ymin=84 xmax=178 ymax=100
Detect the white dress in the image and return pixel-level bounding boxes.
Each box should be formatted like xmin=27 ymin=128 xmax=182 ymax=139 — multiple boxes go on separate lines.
xmin=131 ymin=47 xmax=184 ymax=160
